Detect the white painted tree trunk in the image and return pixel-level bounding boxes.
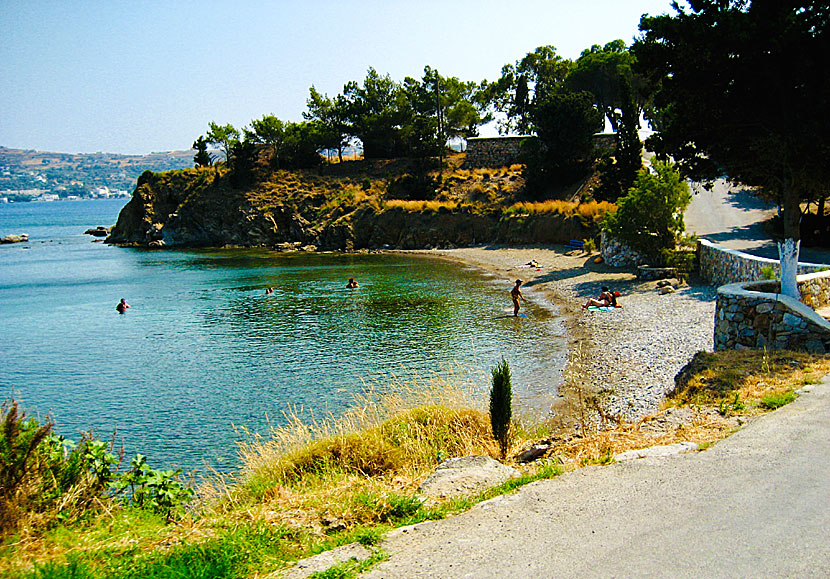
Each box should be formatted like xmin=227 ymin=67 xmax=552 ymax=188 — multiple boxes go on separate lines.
xmin=778 ymin=238 xmax=800 ymax=299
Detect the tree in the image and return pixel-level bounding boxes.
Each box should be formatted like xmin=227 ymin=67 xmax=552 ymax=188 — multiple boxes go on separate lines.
xmin=522 ymin=88 xmax=603 ymax=196
xmin=489 ymin=358 xmax=513 ymax=460
xmin=205 ymin=122 xmax=240 ymax=164
xmin=634 ymin=1 xmax=830 ymax=298
xmin=343 ymin=68 xmax=406 ymax=159
xmin=602 ymin=161 xmax=692 ymax=263
xmin=568 ymin=40 xmax=646 ymax=197
xmin=484 ymin=46 xmax=573 ymax=134
xmin=304 ymin=87 xmax=351 ymax=163
xmin=249 ymin=114 xmax=286 ymax=169
xmin=191 ymin=136 xmax=212 ymax=168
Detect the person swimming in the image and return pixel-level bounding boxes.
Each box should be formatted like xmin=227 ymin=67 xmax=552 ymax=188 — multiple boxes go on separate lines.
xmin=346 ymin=278 xmax=359 ymax=288
xmin=116 ymin=298 xmax=130 ymax=313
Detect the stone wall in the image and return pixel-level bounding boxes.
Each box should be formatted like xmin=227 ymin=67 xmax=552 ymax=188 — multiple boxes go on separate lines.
xmin=714 ymin=273 xmax=830 ymax=353
xmin=600 ymin=231 xmax=648 ymax=267
xmin=698 ymin=239 xmax=826 ymax=286
xmin=464 ymin=136 xmax=528 ymax=168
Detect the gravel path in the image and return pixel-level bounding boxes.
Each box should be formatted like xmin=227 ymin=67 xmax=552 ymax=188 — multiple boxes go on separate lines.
xmin=415 ymin=246 xmax=717 ymax=420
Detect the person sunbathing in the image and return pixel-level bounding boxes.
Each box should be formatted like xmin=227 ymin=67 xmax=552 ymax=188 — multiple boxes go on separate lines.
xmin=582 ymin=286 xmax=617 ymax=309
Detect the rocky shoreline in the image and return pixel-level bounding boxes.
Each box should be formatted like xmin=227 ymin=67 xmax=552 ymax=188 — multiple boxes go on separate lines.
xmin=413 ymin=245 xmax=717 ymax=420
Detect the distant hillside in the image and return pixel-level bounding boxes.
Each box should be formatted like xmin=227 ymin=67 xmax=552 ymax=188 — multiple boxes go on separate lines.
xmin=0 ymin=147 xmax=193 ymax=201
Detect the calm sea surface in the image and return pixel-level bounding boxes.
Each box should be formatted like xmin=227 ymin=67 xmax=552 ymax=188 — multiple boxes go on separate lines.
xmin=0 ymin=199 xmax=566 ymax=475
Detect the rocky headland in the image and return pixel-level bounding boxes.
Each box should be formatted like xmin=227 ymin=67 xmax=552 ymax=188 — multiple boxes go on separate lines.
xmin=105 ymin=163 xmax=600 ymax=251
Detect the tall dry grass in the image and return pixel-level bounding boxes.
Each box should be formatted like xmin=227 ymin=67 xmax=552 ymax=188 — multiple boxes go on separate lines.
xmin=384 ymin=200 xmax=459 ymax=212
xmin=503 ymin=200 xmax=616 ymax=221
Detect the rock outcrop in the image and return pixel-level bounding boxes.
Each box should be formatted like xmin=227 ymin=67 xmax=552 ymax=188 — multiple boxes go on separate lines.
xmin=107 ymin=169 xmax=595 ymax=250
xmin=417 ymin=455 xmax=519 ymax=499
xmin=1 ymin=233 xmax=28 ymax=244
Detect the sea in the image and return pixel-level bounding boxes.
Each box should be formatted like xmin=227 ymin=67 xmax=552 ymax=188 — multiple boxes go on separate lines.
xmin=0 ymin=199 xmax=567 ymax=475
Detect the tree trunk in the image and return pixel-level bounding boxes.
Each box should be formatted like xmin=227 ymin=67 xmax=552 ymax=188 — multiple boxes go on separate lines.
xmin=778 ymin=191 xmax=802 ymax=300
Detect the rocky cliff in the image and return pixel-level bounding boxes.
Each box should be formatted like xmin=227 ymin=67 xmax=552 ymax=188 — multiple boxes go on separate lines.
xmin=107 ymin=167 xmax=596 ymax=251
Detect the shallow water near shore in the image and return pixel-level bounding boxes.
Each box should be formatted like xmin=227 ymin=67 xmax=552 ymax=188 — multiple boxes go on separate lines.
xmin=1 ymin=199 xmax=567 ymax=475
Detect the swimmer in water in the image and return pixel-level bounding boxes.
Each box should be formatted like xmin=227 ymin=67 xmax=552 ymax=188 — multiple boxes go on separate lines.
xmin=116 ymin=298 xmax=130 ymax=313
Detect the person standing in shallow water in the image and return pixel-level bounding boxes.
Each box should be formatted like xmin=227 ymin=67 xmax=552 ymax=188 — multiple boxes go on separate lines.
xmin=511 ymin=279 xmax=524 ymax=316
xmin=116 ymin=298 xmax=130 ymax=313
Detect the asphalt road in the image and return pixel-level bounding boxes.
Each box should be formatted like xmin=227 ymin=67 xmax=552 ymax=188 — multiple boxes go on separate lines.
xmin=363 ymin=374 xmax=830 ymax=578
xmin=684 ymin=179 xmax=830 ymax=264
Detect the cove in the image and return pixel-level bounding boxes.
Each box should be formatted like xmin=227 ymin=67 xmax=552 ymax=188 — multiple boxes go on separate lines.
xmin=1 ymin=200 xmax=566 ymax=475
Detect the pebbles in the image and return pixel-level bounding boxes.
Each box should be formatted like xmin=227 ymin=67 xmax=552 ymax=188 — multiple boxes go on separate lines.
xmin=567 ymin=281 xmax=717 ymax=420
xmin=426 ymin=247 xmax=718 ymax=421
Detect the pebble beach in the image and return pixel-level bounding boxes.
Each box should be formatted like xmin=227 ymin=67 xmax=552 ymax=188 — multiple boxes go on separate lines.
xmin=416 ymin=245 xmax=718 ymax=420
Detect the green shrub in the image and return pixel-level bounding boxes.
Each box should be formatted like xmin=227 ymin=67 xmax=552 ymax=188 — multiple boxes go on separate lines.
xmin=489 ymin=359 xmax=513 ymax=459
xmin=602 ymin=162 xmax=692 ymax=264
xmin=760 ymin=265 xmax=777 ymax=280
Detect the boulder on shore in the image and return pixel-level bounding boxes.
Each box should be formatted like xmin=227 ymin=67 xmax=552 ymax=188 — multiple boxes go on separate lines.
xmin=417 ymin=455 xmax=519 ymax=499
xmin=1 ymin=233 xmax=28 ymax=244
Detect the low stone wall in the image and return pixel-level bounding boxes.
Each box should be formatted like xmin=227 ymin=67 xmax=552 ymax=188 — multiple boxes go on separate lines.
xmin=698 ymin=239 xmax=826 ymax=286
xmin=800 ymin=270 xmax=830 ymax=310
xmin=600 ymin=231 xmax=648 ymax=267
xmin=464 ymin=136 xmax=528 ymax=168
xmin=714 ymin=273 xmax=830 ymax=353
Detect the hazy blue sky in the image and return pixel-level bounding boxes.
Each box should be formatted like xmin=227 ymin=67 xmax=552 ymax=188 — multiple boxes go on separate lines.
xmin=1 ymin=1 xmax=675 ymax=155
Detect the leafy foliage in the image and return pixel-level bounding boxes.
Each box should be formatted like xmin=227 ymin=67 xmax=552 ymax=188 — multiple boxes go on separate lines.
xmin=602 ymin=162 xmax=691 ymax=263
xmin=0 ymin=399 xmax=195 ymax=540
xmin=111 ymin=455 xmax=193 ymax=521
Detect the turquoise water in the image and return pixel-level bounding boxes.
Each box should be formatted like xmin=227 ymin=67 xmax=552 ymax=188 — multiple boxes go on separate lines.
xmin=0 ymin=199 xmax=566 ymax=475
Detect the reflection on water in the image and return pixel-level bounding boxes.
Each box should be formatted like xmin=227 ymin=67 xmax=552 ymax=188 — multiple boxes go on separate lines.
xmin=1 ymin=200 xmax=567 ymax=475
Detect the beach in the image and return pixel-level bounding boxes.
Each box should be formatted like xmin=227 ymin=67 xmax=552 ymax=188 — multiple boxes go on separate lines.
xmin=412 ymin=245 xmax=718 ymax=420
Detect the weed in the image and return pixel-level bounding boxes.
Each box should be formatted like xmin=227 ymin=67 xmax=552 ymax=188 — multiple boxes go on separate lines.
xmin=760 ymin=265 xmax=777 ymax=280
xmin=718 ymin=393 xmax=746 ymax=416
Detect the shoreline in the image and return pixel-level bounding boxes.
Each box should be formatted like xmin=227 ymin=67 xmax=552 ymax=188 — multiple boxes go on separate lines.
xmin=399 ymin=245 xmax=718 ymax=421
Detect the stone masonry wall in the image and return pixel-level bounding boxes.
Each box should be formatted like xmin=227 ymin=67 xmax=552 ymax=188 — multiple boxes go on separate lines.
xmin=600 ymin=231 xmax=649 ymax=268
xmin=714 ymin=275 xmax=830 ymax=354
xmin=464 ymin=136 xmax=528 ymax=168
xmin=698 ymin=239 xmax=825 ymax=286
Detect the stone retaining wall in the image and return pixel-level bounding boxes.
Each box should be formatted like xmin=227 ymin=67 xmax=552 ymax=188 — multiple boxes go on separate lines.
xmin=465 ymin=136 xmax=528 ymax=168
xmin=714 ymin=273 xmax=830 ymax=353
xmin=698 ymin=239 xmax=826 ymax=286
xmin=600 ymin=231 xmax=648 ymax=267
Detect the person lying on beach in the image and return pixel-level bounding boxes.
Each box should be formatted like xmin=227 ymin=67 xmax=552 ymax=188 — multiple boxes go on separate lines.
xmin=582 ymin=286 xmax=618 ymax=309
xmin=511 ymin=279 xmax=525 ymax=316
xmin=346 ymin=278 xmax=359 ymax=288
xmin=116 ymin=298 xmax=130 ymax=313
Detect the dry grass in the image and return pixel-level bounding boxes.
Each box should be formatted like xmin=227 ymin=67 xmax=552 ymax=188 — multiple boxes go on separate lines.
xmin=199 ymin=376 xmax=499 ymax=533
xmin=503 ymin=200 xmax=616 ymax=221
xmin=383 ymin=199 xmax=459 ymax=212
xmin=669 ymin=350 xmax=830 ymax=413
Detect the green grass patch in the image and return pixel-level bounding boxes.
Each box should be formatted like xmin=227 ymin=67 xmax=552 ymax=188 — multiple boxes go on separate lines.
xmin=759 ymin=391 xmax=797 ymax=410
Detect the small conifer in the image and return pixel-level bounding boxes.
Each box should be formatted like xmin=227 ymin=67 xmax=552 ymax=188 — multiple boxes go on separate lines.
xmin=489 ymin=358 xmax=513 ymax=459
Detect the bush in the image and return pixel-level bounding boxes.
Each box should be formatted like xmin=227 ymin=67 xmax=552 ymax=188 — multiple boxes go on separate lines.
xmin=489 ymin=359 xmax=513 ymax=459
xmin=602 ymin=162 xmax=691 ymax=265
xmin=0 ymin=400 xmax=120 ymax=538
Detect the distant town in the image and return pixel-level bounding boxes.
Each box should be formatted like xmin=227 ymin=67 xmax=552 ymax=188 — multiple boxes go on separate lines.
xmin=0 ymin=146 xmax=193 ymax=203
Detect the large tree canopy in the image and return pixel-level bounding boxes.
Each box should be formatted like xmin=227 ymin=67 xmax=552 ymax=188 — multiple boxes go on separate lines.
xmin=634 ymin=0 xmax=830 ymax=298
xmin=568 ymin=40 xmax=645 ymax=197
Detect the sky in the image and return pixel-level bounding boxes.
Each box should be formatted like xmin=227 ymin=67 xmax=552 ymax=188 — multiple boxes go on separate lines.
xmin=1 ymin=0 xmax=677 ymax=156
